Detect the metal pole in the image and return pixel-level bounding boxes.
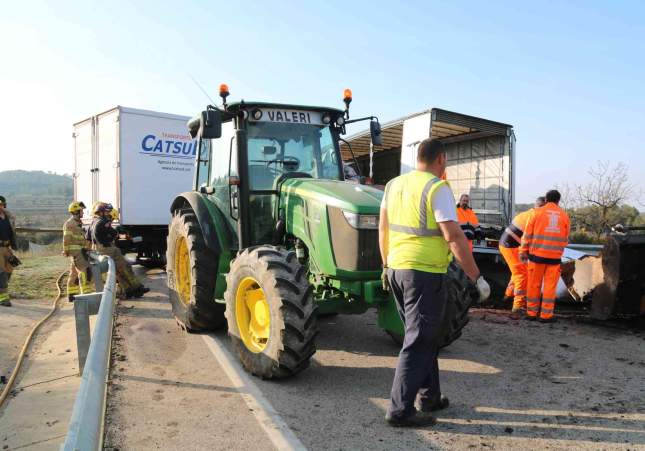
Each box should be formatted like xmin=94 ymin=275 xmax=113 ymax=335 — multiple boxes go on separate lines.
xmin=63 ymin=256 xmax=116 ymax=451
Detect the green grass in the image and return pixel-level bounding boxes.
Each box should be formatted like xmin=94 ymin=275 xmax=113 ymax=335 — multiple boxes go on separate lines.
xmin=9 ymin=254 xmax=69 ymax=300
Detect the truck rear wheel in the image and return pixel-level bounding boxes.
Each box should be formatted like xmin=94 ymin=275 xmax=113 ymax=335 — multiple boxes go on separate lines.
xmin=224 ymin=246 xmax=317 ymax=379
xmin=387 ymin=262 xmax=476 ymax=348
xmin=166 ymin=208 xmax=226 ymax=331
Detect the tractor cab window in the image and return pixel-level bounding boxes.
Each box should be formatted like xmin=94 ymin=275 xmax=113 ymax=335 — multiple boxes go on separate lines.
xmin=246 ymin=122 xmax=340 ymax=191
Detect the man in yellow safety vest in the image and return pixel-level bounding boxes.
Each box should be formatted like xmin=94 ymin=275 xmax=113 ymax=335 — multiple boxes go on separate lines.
xmin=379 ymin=139 xmax=489 ymax=427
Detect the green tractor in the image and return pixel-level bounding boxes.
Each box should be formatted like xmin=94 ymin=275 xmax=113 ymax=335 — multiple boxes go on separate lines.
xmin=166 ymin=86 xmax=476 ymax=378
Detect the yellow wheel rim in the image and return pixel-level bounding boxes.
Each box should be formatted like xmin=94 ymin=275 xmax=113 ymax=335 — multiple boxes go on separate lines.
xmin=235 ymin=277 xmax=271 ymax=353
xmin=175 ymin=236 xmax=191 ymax=306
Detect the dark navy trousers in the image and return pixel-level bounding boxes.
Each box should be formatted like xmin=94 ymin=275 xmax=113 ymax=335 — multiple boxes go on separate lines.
xmin=386 ymin=268 xmax=447 ymax=419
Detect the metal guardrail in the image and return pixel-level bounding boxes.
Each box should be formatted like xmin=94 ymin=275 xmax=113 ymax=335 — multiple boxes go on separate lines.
xmin=62 ymin=254 xmax=117 ymax=451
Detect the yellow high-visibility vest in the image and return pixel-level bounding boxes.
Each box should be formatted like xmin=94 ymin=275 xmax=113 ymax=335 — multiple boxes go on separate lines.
xmin=384 ymin=171 xmax=453 ymax=273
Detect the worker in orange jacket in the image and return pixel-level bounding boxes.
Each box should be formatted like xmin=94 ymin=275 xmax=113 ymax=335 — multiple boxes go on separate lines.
xmin=499 ymin=197 xmax=545 ymax=313
xmin=456 ymin=194 xmax=481 ymax=252
xmin=520 ymin=190 xmax=570 ymax=322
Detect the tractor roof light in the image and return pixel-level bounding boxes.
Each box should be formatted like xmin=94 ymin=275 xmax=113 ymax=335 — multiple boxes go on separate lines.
xmin=336 ymin=116 xmax=345 ymax=126
xmin=251 ymin=108 xmax=263 ymax=120
xmin=219 ymin=83 xmax=230 ymax=107
xmin=322 ymin=113 xmax=332 ymax=125
xmin=343 ymin=88 xmax=352 ymax=118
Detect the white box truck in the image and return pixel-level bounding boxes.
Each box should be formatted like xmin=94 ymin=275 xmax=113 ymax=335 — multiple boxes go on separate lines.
xmin=73 ymin=106 xmax=196 ymax=264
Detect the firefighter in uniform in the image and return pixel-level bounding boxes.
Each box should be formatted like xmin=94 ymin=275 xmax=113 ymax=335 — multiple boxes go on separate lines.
xmin=0 ymin=196 xmax=17 ymax=307
xmin=500 ymin=196 xmax=546 ymax=313
xmin=89 ymin=203 xmax=149 ymax=298
xmin=520 ymin=190 xmax=570 ymax=322
xmin=456 ymin=194 xmax=481 ymax=252
xmin=379 ymin=139 xmax=489 ymax=427
xmin=63 ymin=201 xmax=94 ymax=301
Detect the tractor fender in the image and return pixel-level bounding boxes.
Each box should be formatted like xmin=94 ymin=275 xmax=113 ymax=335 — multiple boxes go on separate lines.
xmin=170 ymin=192 xmax=223 ymax=254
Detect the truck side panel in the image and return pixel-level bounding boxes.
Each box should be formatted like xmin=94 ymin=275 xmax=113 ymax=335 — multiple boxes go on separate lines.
xmin=119 ymin=110 xmax=196 ymax=225
xmin=400 ymin=113 xmax=431 ymax=174
xmin=445 ymin=135 xmax=512 ymax=226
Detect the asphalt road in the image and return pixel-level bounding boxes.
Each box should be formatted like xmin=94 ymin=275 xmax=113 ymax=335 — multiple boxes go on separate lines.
xmin=105 ymin=267 xmax=645 ymax=450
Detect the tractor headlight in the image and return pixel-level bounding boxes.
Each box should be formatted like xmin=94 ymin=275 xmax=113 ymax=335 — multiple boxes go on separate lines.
xmin=342 ymin=211 xmax=379 ymax=229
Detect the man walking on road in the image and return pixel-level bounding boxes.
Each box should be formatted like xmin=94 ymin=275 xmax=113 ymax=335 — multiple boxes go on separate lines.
xmin=379 ymin=139 xmax=489 ymax=427
xmin=500 ymin=196 xmax=546 ymax=314
xmin=520 ymin=190 xmax=570 ymax=322
xmin=63 ymin=201 xmax=94 ymax=301
xmin=0 ymin=196 xmax=18 ymax=307
xmin=89 ymin=202 xmax=149 ymax=298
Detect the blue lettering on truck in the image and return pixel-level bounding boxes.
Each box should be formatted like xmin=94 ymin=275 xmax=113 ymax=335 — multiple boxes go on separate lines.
xmin=141 ymin=134 xmax=197 ymax=158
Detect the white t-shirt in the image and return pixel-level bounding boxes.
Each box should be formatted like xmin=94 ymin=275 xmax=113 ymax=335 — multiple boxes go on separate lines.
xmin=380 ymin=185 xmax=457 ymax=223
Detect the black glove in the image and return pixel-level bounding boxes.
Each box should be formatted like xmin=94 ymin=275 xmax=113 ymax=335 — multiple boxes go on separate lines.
xmin=381 ymin=266 xmax=390 ymax=292
xmin=474 ymin=227 xmax=483 ymax=241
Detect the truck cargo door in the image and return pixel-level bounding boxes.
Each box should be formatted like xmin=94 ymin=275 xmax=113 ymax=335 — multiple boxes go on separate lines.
xmin=73 ymin=119 xmax=94 ymax=220
xmin=96 ymin=109 xmax=120 ymax=212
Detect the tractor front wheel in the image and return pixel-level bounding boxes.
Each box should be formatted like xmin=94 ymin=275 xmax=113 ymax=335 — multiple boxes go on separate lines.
xmin=224 ymin=246 xmax=317 ymax=379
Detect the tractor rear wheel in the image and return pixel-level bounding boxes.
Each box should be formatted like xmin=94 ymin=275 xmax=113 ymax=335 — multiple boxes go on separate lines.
xmin=387 ymin=262 xmax=476 ymax=348
xmin=166 ymin=208 xmax=226 ymax=331
xmin=224 ymin=245 xmax=317 ymax=379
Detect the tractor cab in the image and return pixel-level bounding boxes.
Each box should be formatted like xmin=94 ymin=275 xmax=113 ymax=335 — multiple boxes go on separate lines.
xmin=188 ymin=87 xmax=381 ymax=248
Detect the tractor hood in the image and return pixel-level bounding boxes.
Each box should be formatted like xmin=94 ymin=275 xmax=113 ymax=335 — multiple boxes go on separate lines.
xmin=280 ymin=178 xmax=383 ymax=214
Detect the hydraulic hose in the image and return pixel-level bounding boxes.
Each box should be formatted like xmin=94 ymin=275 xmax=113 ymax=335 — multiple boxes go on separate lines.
xmin=0 ymin=270 xmax=68 ymax=408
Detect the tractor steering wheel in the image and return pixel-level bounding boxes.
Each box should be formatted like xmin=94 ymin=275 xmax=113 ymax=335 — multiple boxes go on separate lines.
xmin=266 ymin=156 xmax=300 ymax=169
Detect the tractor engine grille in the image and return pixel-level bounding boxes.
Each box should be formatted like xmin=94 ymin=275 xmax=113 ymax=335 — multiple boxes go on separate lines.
xmin=327 ymin=207 xmax=381 ymax=271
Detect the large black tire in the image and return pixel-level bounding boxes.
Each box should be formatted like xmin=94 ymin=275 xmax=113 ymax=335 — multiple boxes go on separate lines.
xmin=224 ymin=246 xmax=317 ymax=379
xmin=437 ymin=262 xmax=477 ymax=347
xmin=166 ymin=208 xmax=226 ymax=331
xmin=387 ymin=262 xmax=477 ymax=348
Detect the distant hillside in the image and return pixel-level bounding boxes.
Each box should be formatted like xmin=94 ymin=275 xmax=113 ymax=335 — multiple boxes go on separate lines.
xmin=0 ymin=170 xmax=72 ymax=210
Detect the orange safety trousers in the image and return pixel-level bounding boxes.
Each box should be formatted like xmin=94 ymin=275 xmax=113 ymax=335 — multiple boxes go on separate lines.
xmin=499 ymin=246 xmax=527 ymax=310
xmin=526 ymin=261 xmax=560 ymax=319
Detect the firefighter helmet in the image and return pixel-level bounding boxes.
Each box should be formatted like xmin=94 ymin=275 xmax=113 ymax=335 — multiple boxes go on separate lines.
xmin=68 ymin=201 xmax=87 ymax=214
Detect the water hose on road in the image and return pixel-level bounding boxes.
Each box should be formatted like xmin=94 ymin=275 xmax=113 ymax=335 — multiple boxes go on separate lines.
xmin=0 ymin=271 xmax=68 ymax=409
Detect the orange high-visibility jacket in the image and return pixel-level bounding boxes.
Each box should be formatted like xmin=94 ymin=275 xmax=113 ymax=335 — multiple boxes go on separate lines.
xmin=520 ymin=202 xmax=570 ymax=264
xmin=457 ymin=206 xmax=480 ymax=240
xmin=499 ymin=209 xmax=532 ymax=248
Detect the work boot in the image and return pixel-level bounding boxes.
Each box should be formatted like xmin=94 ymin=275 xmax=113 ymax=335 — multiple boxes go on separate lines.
xmin=524 ymin=315 xmax=537 ymax=321
xmin=131 ymin=286 xmax=150 ymax=298
xmin=0 ymin=300 xmax=12 ymax=307
xmin=539 ymin=317 xmax=557 ymax=324
xmin=385 ymin=410 xmax=437 ymax=428
xmin=418 ymin=395 xmax=450 ymax=413
xmin=68 ymin=295 xmax=75 ymax=303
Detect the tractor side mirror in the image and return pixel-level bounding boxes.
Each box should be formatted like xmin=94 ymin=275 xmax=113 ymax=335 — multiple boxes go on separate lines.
xmin=200 ymin=109 xmax=222 ymax=139
xmin=370 ymin=120 xmax=382 ymax=146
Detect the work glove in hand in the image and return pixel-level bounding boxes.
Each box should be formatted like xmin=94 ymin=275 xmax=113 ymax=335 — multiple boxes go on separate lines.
xmin=381 ymin=267 xmax=390 ymax=292
xmin=467 ymin=275 xmax=491 ymax=303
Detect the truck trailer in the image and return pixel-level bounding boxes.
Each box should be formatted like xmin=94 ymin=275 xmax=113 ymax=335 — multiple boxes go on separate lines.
xmin=73 ymin=106 xmax=196 ymax=264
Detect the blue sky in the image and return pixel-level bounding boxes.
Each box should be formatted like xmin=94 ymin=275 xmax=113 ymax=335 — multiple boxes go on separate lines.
xmin=1 ymin=0 xmax=643 ymax=203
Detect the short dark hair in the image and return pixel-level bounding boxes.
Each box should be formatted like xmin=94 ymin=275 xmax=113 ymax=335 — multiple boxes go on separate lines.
xmin=417 ymin=139 xmax=445 ymax=164
xmin=545 ymin=190 xmax=561 ymax=203
xmin=536 ymin=196 xmax=545 ymax=204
